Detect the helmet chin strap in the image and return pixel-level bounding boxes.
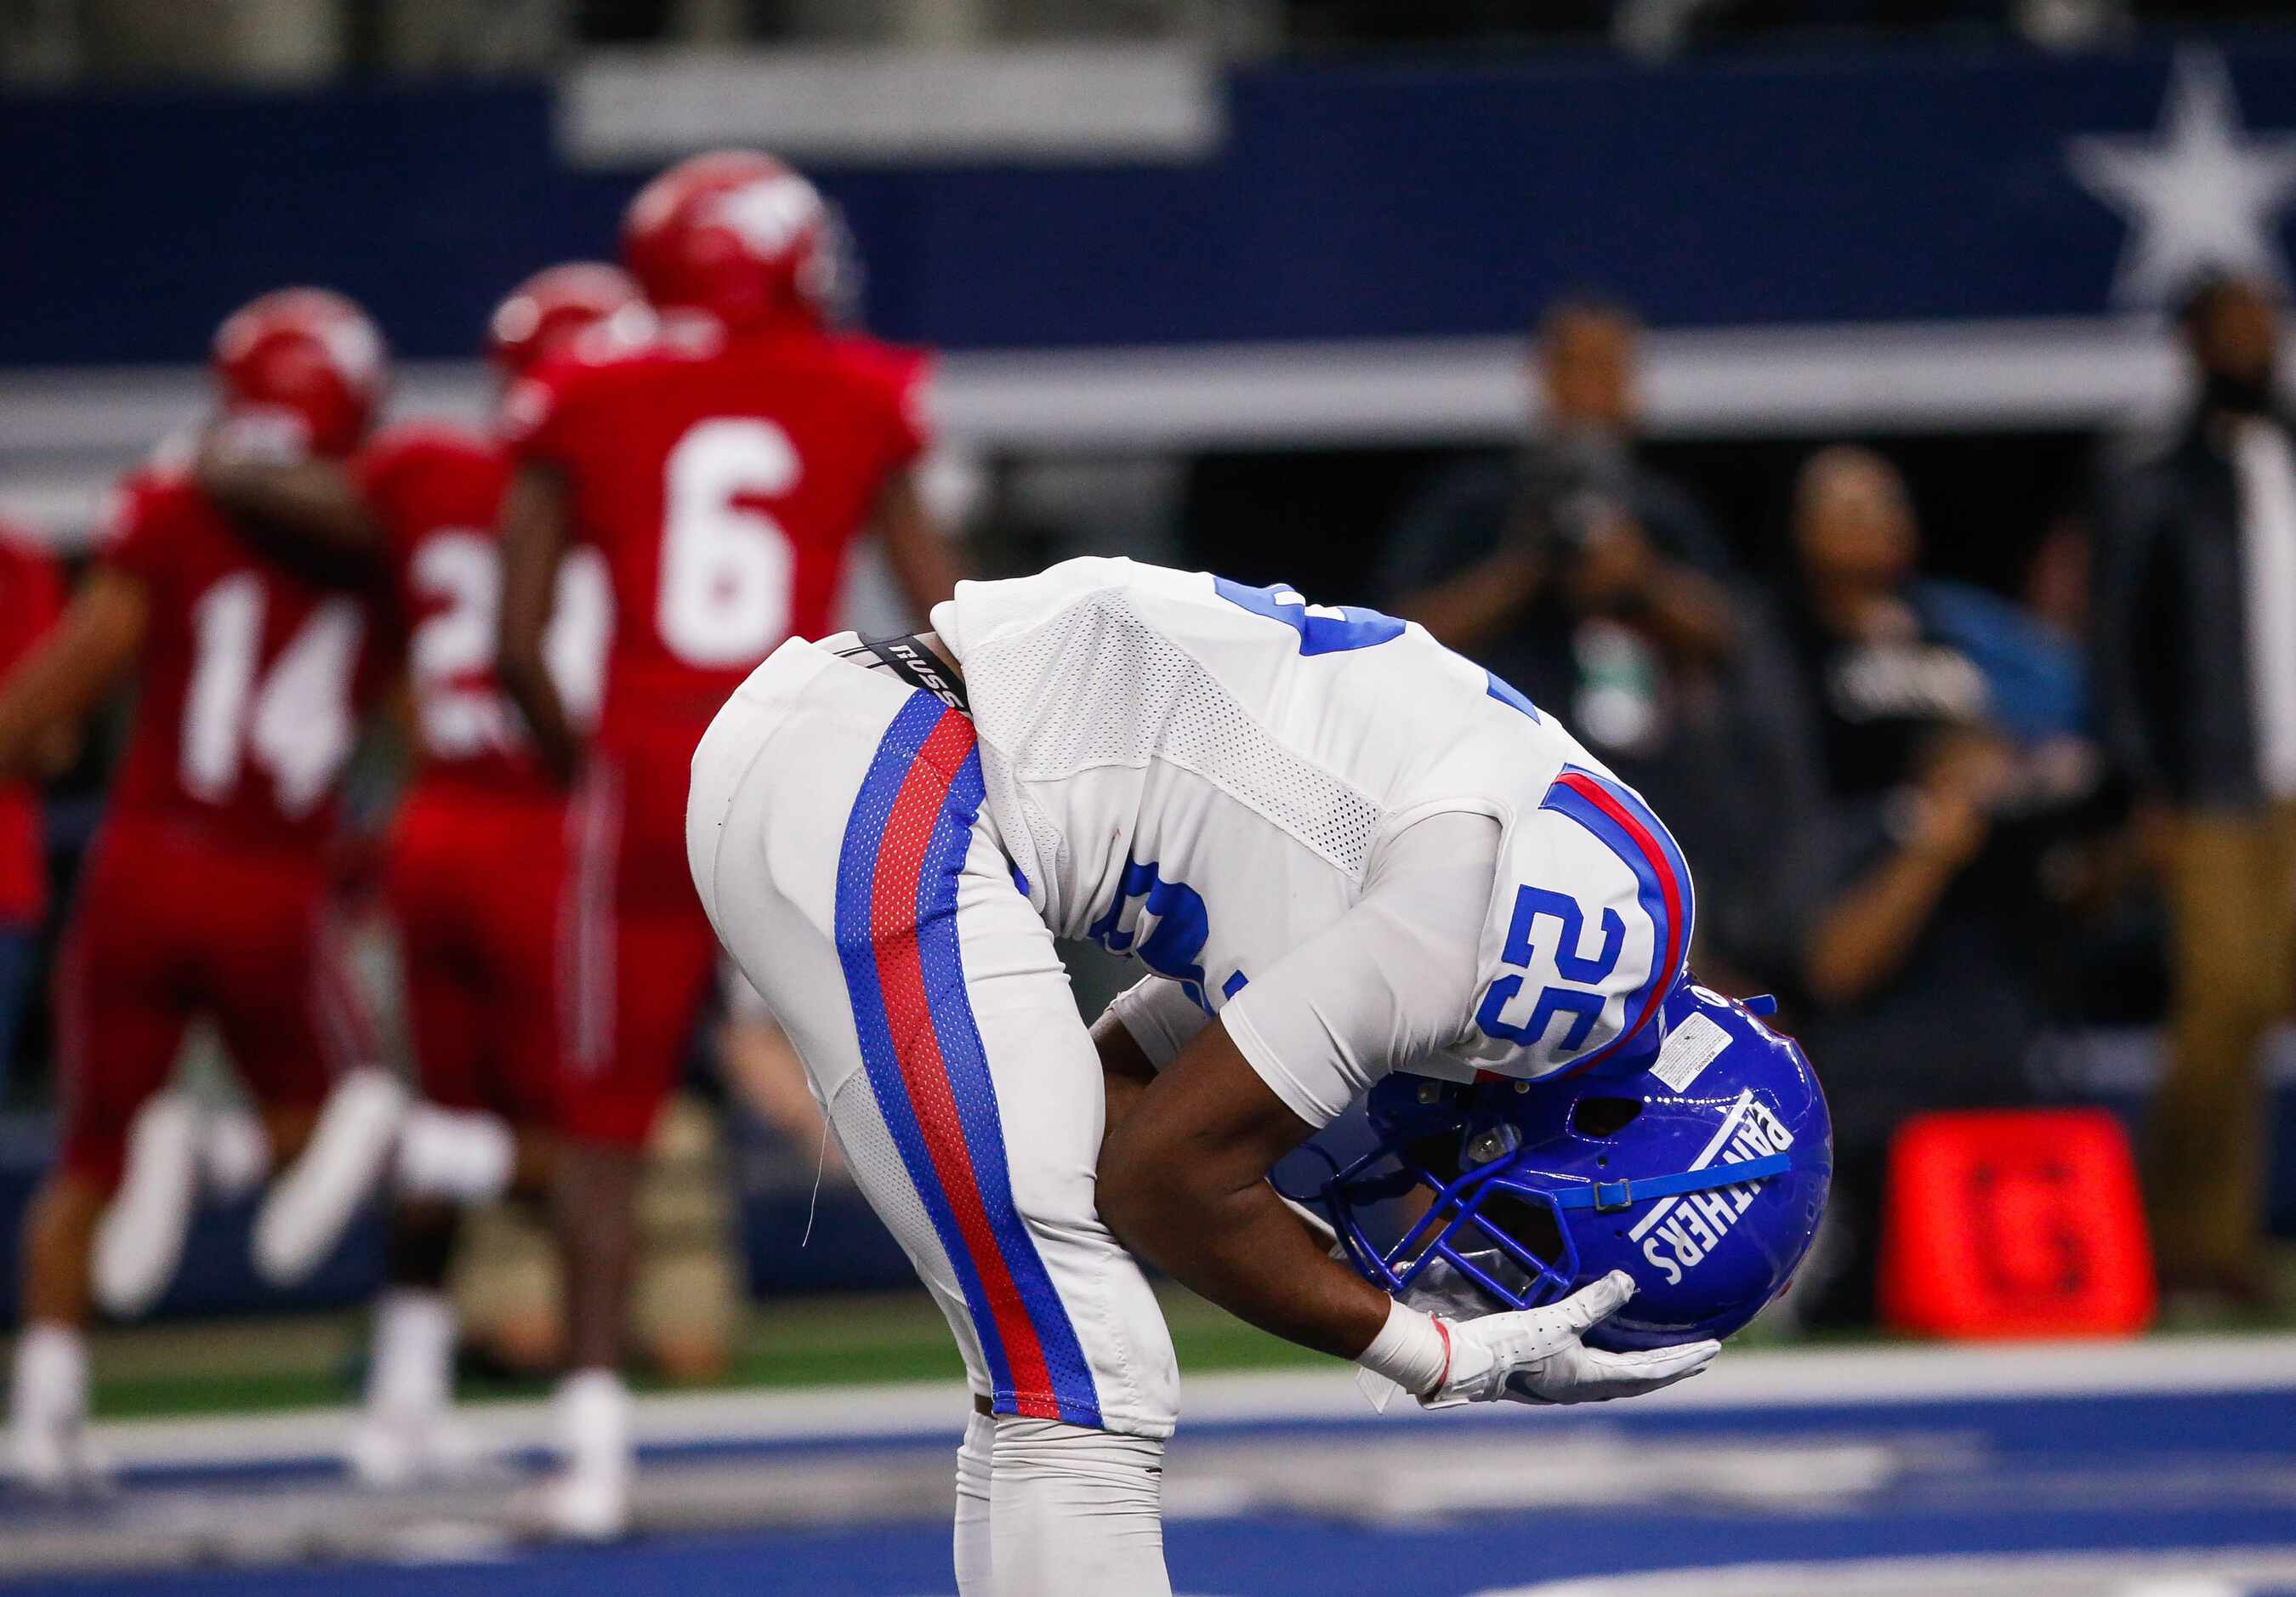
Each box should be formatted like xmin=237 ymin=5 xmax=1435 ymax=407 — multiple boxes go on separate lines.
xmin=1549 ymin=1150 xmax=1795 ymax=1215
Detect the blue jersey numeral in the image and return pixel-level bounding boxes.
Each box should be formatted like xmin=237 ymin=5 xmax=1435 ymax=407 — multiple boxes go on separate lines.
xmin=1213 ymin=577 xmax=1406 ymax=656
xmin=1475 ymin=885 xmax=1623 ymax=1051
xmin=1486 ymin=669 xmax=1543 ymax=723
xmin=1087 ymin=857 xmax=1241 ymax=1015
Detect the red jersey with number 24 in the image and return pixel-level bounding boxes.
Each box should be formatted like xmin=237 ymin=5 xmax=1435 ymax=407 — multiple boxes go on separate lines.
xmin=95 ymin=461 xmax=378 ymax=850
xmin=502 ymin=320 xmax=929 ymax=742
xmin=355 ymin=422 xmax=611 ymax=793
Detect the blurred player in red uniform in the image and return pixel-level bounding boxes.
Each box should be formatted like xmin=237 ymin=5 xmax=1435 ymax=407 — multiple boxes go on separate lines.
xmin=0 ymin=290 xmax=388 ymax=1490
xmin=198 ymin=263 xmax=641 ymax=1487
xmin=497 ymin=150 xmax=957 ymax=1537
xmin=0 ymin=520 xmax=65 ymax=1092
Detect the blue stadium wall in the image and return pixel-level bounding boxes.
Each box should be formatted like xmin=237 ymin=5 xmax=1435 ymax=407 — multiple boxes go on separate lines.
xmin=6 ymin=40 xmax=2296 ymax=367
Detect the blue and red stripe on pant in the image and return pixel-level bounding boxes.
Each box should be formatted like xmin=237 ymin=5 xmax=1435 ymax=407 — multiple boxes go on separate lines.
xmin=833 ymin=691 xmax=1102 ymax=1427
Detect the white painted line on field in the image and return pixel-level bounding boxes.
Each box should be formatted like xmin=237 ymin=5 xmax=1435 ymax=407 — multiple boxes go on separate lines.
xmin=1471 ymin=1546 xmax=2296 ymax=1597
xmin=1176 ymin=1331 xmax=2296 ymax=1425
xmin=79 ymin=1332 xmax=2296 ymax=1473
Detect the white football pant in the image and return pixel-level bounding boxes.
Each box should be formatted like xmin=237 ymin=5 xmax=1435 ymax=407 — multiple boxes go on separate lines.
xmin=687 ymin=638 xmax=1178 ymax=1594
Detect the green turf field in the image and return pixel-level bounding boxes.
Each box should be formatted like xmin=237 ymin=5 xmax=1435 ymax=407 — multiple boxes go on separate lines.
xmin=50 ymin=1251 xmax=2296 ymax=1421
xmin=71 ymin=1284 xmax=1324 ymax=1420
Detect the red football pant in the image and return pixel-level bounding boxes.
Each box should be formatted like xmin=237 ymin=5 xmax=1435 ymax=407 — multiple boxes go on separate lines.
xmin=558 ymin=730 xmax=719 ymax=1149
xmin=55 ymin=819 xmax=373 ymax=1188
xmin=387 ymin=778 xmax=567 ymax=1128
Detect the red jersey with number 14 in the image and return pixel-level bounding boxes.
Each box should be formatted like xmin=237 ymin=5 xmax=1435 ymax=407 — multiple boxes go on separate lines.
xmin=502 ymin=320 xmax=929 ymax=742
xmin=355 ymin=422 xmax=611 ymax=793
xmin=95 ymin=461 xmax=378 ymax=850
xmin=0 ymin=520 xmax=64 ymax=923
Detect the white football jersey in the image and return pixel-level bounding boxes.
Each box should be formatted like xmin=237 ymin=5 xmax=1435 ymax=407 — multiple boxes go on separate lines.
xmin=930 ymin=557 xmax=1697 ymax=1089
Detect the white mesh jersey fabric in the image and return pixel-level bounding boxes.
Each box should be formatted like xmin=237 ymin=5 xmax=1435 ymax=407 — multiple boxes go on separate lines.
xmin=961 ymin=589 xmax=1384 ymax=889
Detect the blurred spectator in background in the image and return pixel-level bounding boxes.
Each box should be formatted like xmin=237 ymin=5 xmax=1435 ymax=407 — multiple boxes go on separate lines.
xmin=1381 ymin=295 xmax=1800 ymax=988
xmin=1779 ymin=446 xmax=2094 ymax=1323
xmin=1383 ymin=295 xmax=1736 ymax=736
xmin=0 ymin=520 xmax=65 ymax=1097
xmin=2093 ymin=272 xmax=2296 ymax=1309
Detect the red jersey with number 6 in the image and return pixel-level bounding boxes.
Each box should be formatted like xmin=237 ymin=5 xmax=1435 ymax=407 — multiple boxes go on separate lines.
xmin=355 ymin=422 xmax=612 ymax=793
xmin=94 ymin=460 xmax=378 ymax=849
xmin=502 ymin=319 xmax=929 ymax=742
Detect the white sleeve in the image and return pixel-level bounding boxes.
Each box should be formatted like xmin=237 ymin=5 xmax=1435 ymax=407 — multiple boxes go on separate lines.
xmin=1219 ymin=809 xmax=1500 ymax=1128
xmin=1100 ymin=975 xmax=1213 ymax=1071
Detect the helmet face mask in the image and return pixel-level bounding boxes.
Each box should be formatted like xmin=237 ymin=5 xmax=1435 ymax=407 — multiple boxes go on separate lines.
xmin=1324 ymin=978 xmax=1832 ymax=1350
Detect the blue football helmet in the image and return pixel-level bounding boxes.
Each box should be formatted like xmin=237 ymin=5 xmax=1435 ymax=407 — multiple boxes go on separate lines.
xmin=1321 ymin=977 xmax=1831 ymax=1351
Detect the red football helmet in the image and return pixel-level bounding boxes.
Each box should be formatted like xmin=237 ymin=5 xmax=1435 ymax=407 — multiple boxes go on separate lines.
xmin=621 ymin=150 xmax=851 ymax=332
xmin=210 ymin=287 xmax=388 ymax=459
xmin=486 ymin=261 xmax=647 ymax=378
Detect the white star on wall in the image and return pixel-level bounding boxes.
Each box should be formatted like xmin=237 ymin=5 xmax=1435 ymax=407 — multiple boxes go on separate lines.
xmin=2068 ymin=48 xmax=2296 ymax=309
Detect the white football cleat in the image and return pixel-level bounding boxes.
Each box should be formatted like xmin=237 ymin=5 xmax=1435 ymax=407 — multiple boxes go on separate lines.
xmin=526 ymin=1460 xmax=633 ymax=1542
xmin=523 ymin=1368 xmax=634 ymax=1540
xmin=350 ymin=1289 xmax=469 ymax=1490
xmin=394 ymin=1105 xmax=515 ymax=1205
xmin=10 ymin=1410 xmax=113 ymax=1497
xmin=198 ymin=1104 xmax=272 ymax=1201
xmin=346 ymin=1409 xmax=483 ymax=1490
xmin=253 ymin=1067 xmax=410 ymax=1286
xmin=9 ymin=1326 xmax=111 ymax=1496
xmin=93 ymin=1094 xmax=202 ymax=1318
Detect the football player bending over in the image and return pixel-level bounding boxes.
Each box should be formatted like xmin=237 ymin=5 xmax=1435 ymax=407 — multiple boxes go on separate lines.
xmin=685 ymin=556 xmax=1832 ymax=1594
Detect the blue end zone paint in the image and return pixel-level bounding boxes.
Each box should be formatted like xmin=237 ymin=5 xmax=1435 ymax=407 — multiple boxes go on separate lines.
xmin=14 ymin=1385 xmax=2294 ymax=1594
xmin=11 ymin=1509 xmax=2296 ymax=1597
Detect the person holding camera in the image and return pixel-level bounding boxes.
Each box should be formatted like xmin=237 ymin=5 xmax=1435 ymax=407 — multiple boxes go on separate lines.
xmin=1383 ymin=296 xmax=1808 ymax=992
xmin=1380 ymin=294 xmax=1737 ymax=749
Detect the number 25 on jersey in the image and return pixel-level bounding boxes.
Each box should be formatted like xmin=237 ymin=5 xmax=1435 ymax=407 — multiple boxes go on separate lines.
xmin=1475 ymin=885 xmax=1623 ymax=1053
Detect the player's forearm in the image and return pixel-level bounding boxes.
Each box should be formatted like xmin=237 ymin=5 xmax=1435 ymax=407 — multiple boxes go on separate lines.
xmin=1088 ymin=1009 xmax=1159 ymax=1151
xmin=893 ymin=537 xmax=962 ymax=627
xmin=0 ymin=577 xmax=145 ymax=779
xmin=0 ymin=683 xmax=56 ymax=781
xmin=497 ymin=651 xmax=583 ymax=788
xmin=496 ymin=463 xmax=581 ymax=785
xmin=1801 ymin=843 xmax=1962 ymax=1007
xmin=877 ymin=470 xmax=960 ymax=622
xmin=0 ymin=682 xmax=92 ymax=780
xmin=1395 ymin=544 xmax=1544 ymax=653
xmin=197 ymin=456 xmax=380 ymax=588
xmin=1638 ymin=565 xmax=1737 ymax=663
xmin=1097 ymin=1024 xmax=1391 ymax=1362
xmin=1103 ymin=1149 xmax=1391 ymax=1361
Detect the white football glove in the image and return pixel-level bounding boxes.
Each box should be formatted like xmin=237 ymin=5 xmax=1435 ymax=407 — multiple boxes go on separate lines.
xmin=1424 ymin=1270 xmax=1719 ymax=1408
